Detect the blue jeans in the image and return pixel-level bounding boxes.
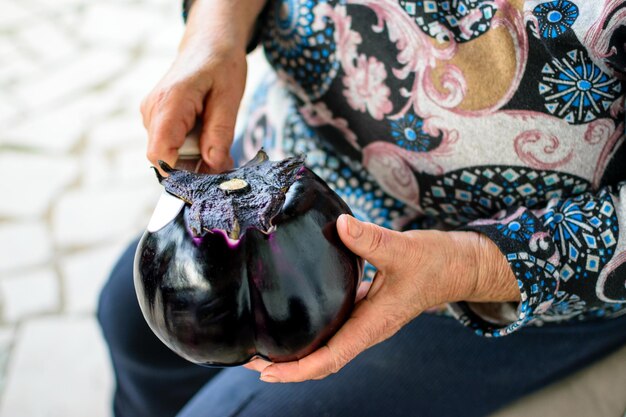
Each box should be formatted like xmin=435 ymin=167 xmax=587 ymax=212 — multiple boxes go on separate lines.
xmin=98 ymin=239 xmax=626 ymax=417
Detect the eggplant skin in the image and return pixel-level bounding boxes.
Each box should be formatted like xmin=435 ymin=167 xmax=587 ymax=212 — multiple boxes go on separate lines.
xmin=134 ymin=169 xmax=364 ymax=366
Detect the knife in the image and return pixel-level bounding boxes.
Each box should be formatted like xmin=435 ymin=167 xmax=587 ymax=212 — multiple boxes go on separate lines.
xmin=147 ymin=123 xmax=203 ymax=233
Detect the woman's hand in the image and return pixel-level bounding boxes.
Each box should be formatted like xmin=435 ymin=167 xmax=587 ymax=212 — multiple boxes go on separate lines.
xmin=245 ymin=214 xmax=520 ymax=383
xmin=140 ymin=0 xmax=266 ymax=173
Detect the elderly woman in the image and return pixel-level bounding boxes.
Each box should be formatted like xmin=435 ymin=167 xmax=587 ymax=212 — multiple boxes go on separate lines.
xmin=98 ymin=0 xmax=626 ymax=416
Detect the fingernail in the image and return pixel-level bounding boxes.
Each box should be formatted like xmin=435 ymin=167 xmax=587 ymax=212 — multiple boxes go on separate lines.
xmin=345 ymin=215 xmax=362 ymax=239
xmin=260 ymin=374 xmax=280 ymax=383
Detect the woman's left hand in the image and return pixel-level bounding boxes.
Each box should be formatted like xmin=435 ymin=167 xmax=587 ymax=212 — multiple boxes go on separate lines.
xmin=245 ymin=214 xmax=520 ymax=383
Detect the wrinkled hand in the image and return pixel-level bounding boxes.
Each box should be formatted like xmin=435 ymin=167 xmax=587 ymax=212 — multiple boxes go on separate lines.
xmin=245 ymin=214 xmax=519 ymax=383
xmin=141 ymin=45 xmax=246 ymax=173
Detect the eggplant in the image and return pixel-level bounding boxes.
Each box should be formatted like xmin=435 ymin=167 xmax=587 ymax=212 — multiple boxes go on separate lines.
xmin=134 ymin=150 xmax=363 ymax=366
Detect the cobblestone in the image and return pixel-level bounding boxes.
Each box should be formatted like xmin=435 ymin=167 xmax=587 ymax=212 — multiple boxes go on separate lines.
xmin=17 ymin=20 xmax=78 ymax=65
xmin=51 ymin=185 xmax=158 ymax=248
xmin=0 ymin=222 xmax=52 ymax=274
xmin=0 ymin=152 xmax=79 ymax=218
xmin=2 ymin=102 xmax=90 ymax=152
xmin=0 ymin=0 xmax=178 ymax=414
xmin=88 ymin=114 xmax=147 ymax=152
xmin=15 ymin=49 xmax=130 ymax=111
xmin=0 ymin=317 xmax=113 ymax=417
xmin=78 ymin=3 xmax=163 ymax=48
xmin=0 ymin=268 xmax=60 ymax=323
xmin=60 ymin=244 xmax=126 ymax=314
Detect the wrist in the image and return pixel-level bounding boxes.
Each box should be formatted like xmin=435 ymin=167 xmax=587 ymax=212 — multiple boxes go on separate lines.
xmin=447 ymin=231 xmax=520 ymax=303
xmin=182 ymin=0 xmax=267 ymax=53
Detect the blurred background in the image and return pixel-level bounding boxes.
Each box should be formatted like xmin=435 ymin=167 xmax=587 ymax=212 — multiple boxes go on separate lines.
xmin=0 ymin=0 xmax=625 ymax=416
xmin=0 ymin=0 xmax=266 ymax=415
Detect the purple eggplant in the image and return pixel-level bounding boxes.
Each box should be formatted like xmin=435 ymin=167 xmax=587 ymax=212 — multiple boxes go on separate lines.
xmin=134 ymin=150 xmax=363 ymax=366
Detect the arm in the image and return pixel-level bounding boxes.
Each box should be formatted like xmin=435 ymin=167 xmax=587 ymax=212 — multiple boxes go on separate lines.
xmin=141 ymin=0 xmax=267 ymax=172
xmin=450 ymin=180 xmax=626 ymax=336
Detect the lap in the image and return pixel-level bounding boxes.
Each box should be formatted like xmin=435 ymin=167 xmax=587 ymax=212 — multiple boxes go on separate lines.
xmin=101 ymin=187 xmax=626 ymax=416
xmin=177 ymin=313 xmax=626 ymax=417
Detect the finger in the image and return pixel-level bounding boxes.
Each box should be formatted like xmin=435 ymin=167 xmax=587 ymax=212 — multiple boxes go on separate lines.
xmin=337 ymin=215 xmax=409 ymax=272
xmin=199 ymin=84 xmax=244 ymax=173
xmin=146 ymin=94 xmax=198 ymax=170
xmin=243 ymin=358 xmax=272 ymax=373
xmin=260 ymin=296 xmax=402 ymax=383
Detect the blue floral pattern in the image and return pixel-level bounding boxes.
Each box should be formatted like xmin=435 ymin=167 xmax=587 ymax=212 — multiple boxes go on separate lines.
xmin=421 ymin=166 xmax=589 ymax=226
xmin=281 ymin=108 xmax=418 ymax=282
xmin=495 ymin=212 xmax=536 ymax=242
xmin=225 ymin=0 xmax=626 ymax=338
xmin=539 ymin=49 xmax=622 ymax=124
xmin=532 ymin=0 xmax=579 ymax=39
xmin=390 ymin=113 xmax=442 ymax=152
xmin=543 ymin=191 xmax=618 ymax=283
xmin=399 ymin=0 xmax=498 ymax=43
xmin=262 ymin=0 xmax=339 ymax=99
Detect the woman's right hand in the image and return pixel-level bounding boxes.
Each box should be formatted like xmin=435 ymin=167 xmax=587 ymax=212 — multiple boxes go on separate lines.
xmin=140 ymin=0 xmax=266 ymax=173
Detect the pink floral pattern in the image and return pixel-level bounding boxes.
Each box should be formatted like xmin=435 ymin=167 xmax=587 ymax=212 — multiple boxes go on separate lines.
xmin=343 ymin=55 xmax=393 ymax=120
xmin=248 ymin=0 xmax=626 ymax=336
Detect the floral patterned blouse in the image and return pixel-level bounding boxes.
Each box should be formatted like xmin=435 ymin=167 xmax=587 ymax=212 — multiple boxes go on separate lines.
xmin=184 ymin=0 xmax=626 ymax=337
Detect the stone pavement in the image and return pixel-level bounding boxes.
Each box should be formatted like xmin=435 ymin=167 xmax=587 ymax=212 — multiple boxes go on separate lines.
xmin=0 ymin=0 xmax=265 ymax=415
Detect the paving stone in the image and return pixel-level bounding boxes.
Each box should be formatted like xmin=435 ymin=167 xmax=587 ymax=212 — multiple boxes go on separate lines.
xmin=87 ymin=114 xmax=147 ymax=152
xmin=81 ymin=150 xmax=113 ymax=187
xmin=60 ymin=244 xmax=125 ymax=314
xmin=14 ymin=49 xmax=129 ymax=111
xmin=3 ymin=88 xmax=128 ymax=152
xmin=0 ymin=327 xmax=15 ymax=395
xmin=66 ymin=89 xmax=127 ymax=124
xmin=81 ymin=147 xmax=156 ymax=188
xmin=0 ymin=222 xmax=52 ymax=274
xmin=0 ymin=96 xmax=21 ymax=127
xmin=0 ymin=152 xmax=79 ymax=218
xmin=17 ymin=20 xmax=78 ymax=65
xmin=0 ymin=1 xmax=31 ymax=28
xmin=112 ymin=147 xmax=155 ymax=184
xmin=78 ymin=3 xmax=164 ymax=48
xmin=144 ymin=11 xmax=184 ymax=55
xmin=0 ymin=317 xmax=113 ymax=417
xmin=105 ymin=55 xmax=173 ymax=110
xmin=53 ymin=8 xmax=84 ymax=30
xmin=0 ymin=54 xmax=39 ymax=91
xmin=2 ymin=103 xmax=87 ymax=153
xmin=51 ymin=185 xmax=160 ymax=248
xmin=25 ymin=0 xmax=88 ymax=12
xmin=0 ymin=268 xmax=60 ymax=322
xmin=0 ymin=328 xmax=15 ymax=350
xmin=0 ymin=38 xmax=17 ymax=60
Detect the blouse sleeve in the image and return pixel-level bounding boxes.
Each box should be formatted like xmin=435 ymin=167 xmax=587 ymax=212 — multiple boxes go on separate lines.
xmin=448 ymin=179 xmax=626 ymax=337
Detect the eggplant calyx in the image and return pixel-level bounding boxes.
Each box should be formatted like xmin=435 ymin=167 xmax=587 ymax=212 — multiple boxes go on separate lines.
xmin=154 ymin=150 xmax=305 ymax=239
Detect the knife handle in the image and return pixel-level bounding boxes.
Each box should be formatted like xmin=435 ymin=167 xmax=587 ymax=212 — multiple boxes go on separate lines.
xmin=175 ymin=121 xmax=204 ymax=172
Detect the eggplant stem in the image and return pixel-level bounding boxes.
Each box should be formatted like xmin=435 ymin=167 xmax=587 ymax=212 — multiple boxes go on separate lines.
xmin=219 ymin=178 xmax=250 ymax=194
xmin=158 ymin=160 xmax=176 ymax=174
xmin=228 ymin=218 xmax=241 ymax=240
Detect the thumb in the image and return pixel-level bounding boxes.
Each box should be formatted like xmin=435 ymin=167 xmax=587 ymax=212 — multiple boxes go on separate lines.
xmin=337 ymin=214 xmax=406 ymax=271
